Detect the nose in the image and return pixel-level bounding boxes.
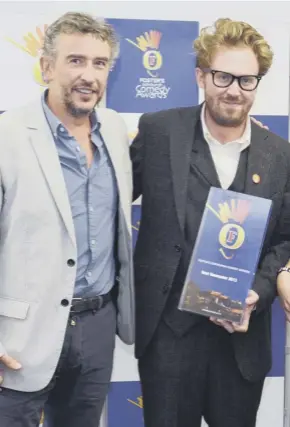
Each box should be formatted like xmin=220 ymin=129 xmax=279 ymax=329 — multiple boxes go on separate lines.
xmin=80 ymin=63 xmax=96 ymax=83
xmin=226 ymin=79 xmax=241 ymax=96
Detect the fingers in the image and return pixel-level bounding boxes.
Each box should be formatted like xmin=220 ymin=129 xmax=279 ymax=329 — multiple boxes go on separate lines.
xmin=245 ymin=290 xmax=259 ymax=306
xmin=210 ymin=317 xmax=235 ymax=333
xmin=283 ymin=300 xmax=290 ymax=313
xmin=245 ymin=296 xmax=257 ymax=306
xmin=279 ymin=294 xmax=290 ymax=321
xmin=232 ymin=317 xmax=250 ymax=333
xmin=0 ymin=354 xmax=21 ymax=370
xmin=232 ymin=307 xmax=251 ymax=332
xmin=209 ymin=292 xmax=258 ymax=334
xmin=0 ymin=354 xmax=22 ymax=385
xmin=281 ymin=302 xmax=290 ymax=322
xmin=210 ymin=307 xmax=251 ymax=334
xmin=219 ymin=320 xmax=235 ymax=333
xmin=209 ymin=317 xmax=222 ymax=328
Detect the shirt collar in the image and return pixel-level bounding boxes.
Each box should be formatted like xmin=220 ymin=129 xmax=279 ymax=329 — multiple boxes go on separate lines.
xmin=201 ymin=103 xmax=251 ymax=149
xmin=41 ymin=89 xmax=100 ymax=137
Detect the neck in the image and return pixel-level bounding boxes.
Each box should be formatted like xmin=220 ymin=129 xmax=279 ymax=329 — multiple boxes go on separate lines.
xmin=204 ymin=107 xmax=247 ymax=144
xmin=47 ymin=93 xmax=91 ymax=135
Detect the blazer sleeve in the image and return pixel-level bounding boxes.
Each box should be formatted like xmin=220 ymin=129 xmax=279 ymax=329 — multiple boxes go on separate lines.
xmin=253 ymin=166 xmax=290 ymax=313
xmin=130 ymin=114 xmax=147 ymax=201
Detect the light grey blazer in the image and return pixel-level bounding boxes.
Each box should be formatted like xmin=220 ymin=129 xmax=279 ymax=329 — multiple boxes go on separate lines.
xmin=0 ymin=99 xmax=134 ymax=392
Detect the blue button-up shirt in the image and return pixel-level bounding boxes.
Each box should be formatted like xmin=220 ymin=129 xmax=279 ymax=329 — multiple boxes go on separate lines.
xmin=42 ymin=93 xmax=118 ymax=297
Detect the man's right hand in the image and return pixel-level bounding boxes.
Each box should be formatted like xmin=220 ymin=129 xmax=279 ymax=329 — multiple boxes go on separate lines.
xmin=0 ymin=354 xmax=22 ymax=384
xmin=277 ymin=270 xmax=290 ymax=322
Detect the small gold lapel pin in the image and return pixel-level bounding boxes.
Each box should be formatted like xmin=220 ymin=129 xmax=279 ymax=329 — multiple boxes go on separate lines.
xmin=252 ymin=174 xmax=261 ymax=184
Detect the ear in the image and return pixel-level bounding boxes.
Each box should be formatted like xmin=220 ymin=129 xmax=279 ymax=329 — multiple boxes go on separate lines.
xmin=40 ymin=56 xmax=53 ymax=84
xmin=195 ymin=67 xmax=205 ymax=89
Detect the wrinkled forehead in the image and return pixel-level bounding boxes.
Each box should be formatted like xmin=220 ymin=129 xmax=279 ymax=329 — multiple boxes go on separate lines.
xmin=210 ymin=46 xmax=260 ymax=76
xmin=54 ymin=32 xmax=111 ymax=59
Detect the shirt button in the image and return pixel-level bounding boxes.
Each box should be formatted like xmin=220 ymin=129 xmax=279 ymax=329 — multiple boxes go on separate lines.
xmin=59 ymin=127 xmax=65 ymax=132
xmin=89 ymin=207 xmax=94 ymax=212
xmin=76 ymin=147 xmax=80 ymax=152
xmin=67 ymin=259 xmax=75 ymax=267
xmin=61 ymin=299 xmax=69 ymax=307
xmin=91 ymin=240 xmax=96 ymax=245
xmin=87 ymin=271 xmax=92 ymax=277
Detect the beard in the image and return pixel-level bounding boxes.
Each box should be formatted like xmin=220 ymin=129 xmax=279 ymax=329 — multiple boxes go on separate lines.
xmin=63 ymin=85 xmax=103 ymax=118
xmin=205 ymin=93 xmax=253 ymax=128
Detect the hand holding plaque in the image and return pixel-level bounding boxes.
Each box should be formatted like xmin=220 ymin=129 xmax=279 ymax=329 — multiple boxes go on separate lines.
xmin=209 ymin=289 xmax=259 ymax=333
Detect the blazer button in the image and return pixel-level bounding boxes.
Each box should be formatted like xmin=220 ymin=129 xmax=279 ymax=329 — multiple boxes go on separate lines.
xmin=174 ymin=244 xmax=181 ymax=252
xmin=67 ymin=259 xmax=75 ymax=267
xmin=61 ymin=299 xmax=69 ymax=307
xmin=162 ymin=283 xmax=170 ymax=294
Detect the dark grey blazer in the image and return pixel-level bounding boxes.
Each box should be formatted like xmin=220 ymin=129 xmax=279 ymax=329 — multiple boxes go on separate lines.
xmin=130 ymin=104 xmax=290 ymax=382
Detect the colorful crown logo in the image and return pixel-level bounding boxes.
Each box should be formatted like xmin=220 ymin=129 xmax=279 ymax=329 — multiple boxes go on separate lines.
xmin=126 ymin=30 xmax=162 ymax=52
xmin=126 ymin=30 xmax=163 ymax=77
xmin=6 ymin=25 xmax=48 ymax=87
xmin=207 ymin=199 xmax=250 ymax=225
xmin=6 ymin=25 xmax=47 ymax=57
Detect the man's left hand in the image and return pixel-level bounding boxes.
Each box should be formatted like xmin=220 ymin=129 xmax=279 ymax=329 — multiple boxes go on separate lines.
xmin=210 ymin=290 xmax=259 ymax=333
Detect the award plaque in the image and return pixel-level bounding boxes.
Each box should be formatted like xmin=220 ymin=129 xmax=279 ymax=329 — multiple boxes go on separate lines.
xmin=178 ymin=187 xmax=272 ymax=323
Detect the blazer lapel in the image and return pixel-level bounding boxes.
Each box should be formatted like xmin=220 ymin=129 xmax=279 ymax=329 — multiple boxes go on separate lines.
xmin=245 ymin=124 xmax=272 ymax=197
xmin=170 ymin=108 xmax=196 ymax=232
xmin=25 ymin=100 xmax=76 ymax=247
xmin=170 ymin=105 xmax=219 ymax=232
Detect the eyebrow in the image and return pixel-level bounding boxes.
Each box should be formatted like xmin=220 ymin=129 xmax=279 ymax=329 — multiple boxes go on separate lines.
xmin=217 ymin=70 xmax=259 ymax=77
xmin=66 ymin=54 xmax=110 ymax=62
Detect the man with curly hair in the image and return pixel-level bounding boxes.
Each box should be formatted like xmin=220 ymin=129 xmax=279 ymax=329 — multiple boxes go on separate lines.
xmin=131 ymin=18 xmax=290 ymax=427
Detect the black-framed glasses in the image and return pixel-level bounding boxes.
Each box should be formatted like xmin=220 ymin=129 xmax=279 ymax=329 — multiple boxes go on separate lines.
xmin=204 ymin=69 xmax=262 ymax=91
